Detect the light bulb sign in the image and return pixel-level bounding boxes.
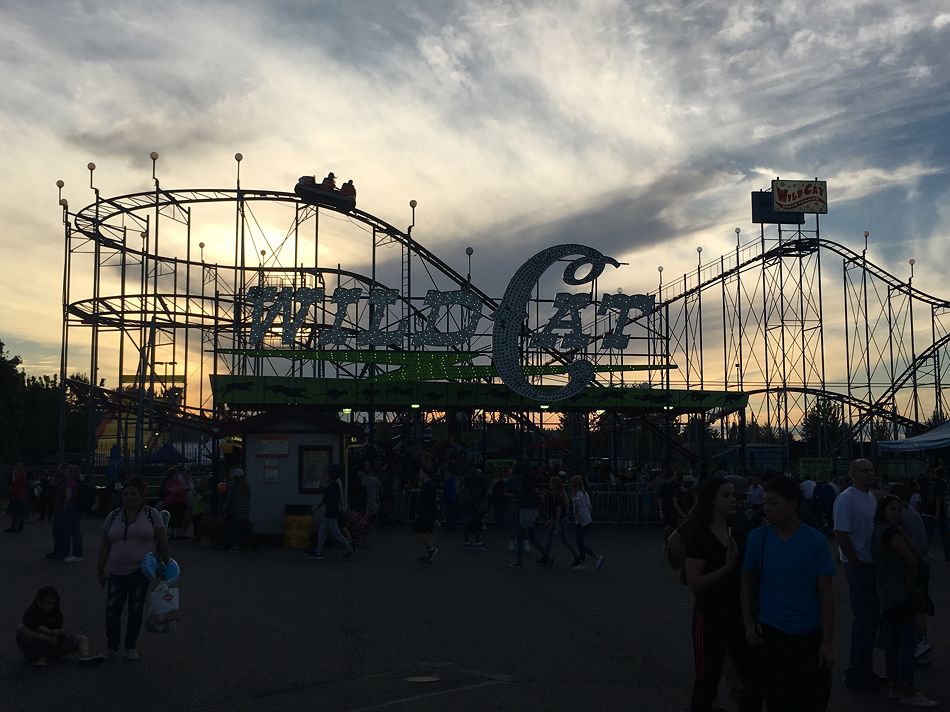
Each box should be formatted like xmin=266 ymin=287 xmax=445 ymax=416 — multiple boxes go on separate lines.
xmin=245 ymin=244 xmax=654 ymax=402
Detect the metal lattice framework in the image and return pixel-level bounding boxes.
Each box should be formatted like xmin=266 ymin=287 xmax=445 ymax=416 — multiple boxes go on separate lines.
xmin=644 ymin=221 xmax=950 ymax=461
xmin=58 ymin=172 xmax=672 ymax=466
xmin=58 ymin=168 xmax=947 ymax=469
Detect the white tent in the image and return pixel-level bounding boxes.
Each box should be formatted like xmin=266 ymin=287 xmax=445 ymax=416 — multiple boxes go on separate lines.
xmin=878 ymin=421 xmax=950 ymax=452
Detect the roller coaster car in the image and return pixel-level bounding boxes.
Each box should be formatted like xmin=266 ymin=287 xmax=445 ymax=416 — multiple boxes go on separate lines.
xmin=295 ymin=175 xmax=356 ymax=211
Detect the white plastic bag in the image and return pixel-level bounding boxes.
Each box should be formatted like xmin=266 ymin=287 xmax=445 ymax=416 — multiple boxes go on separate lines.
xmin=146 ymin=581 xmax=180 ymax=633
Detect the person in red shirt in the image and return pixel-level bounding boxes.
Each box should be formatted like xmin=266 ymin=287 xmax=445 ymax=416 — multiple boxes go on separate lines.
xmin=5 ymin=463 xmax=28 ymax=533
xmin=159 ymin=467 xmax=191 ymax=540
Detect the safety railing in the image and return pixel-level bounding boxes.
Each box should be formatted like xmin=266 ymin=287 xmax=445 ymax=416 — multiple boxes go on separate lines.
xmin=392 ymin=488 xmax=662 ymax=525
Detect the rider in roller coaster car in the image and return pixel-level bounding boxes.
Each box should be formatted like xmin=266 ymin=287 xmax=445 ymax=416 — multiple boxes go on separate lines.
xmin=295 ymin=173 xmax=357 ymax=210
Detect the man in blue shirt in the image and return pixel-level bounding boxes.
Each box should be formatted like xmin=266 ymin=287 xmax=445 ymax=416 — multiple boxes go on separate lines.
xmin=741 ymin=476 xmax=836 ymax=711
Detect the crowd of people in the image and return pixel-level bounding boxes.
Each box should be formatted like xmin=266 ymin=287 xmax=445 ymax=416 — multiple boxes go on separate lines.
xmin=668 ymin=460 xmax=949 ymax=710
xmin=5 ymin=456 xmax=950 ymax=711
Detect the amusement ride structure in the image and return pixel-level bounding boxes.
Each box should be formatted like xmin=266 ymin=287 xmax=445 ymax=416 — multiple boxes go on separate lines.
xmin=55 ymin=156 xmax=950 ymax=471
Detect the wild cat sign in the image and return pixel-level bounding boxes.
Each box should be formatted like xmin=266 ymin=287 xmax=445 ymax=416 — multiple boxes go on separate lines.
xmin=245 ymin=244 xmax=655 ymax=401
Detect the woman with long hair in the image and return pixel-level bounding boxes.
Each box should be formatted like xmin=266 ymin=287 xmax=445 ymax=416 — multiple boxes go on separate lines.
xmin=683 ymin=476 xmax=757 ymax=712
xmin=539 ymin=474 xmax=579 ymax=567
xmin=97 ymin=478 xmax=170 ymax=660
xmin=16 ymin=586 xmax=100 ymax=666
xmin=873 ymin=494 xmax=938 ymax=707
xmin=570 ymin=475 xmax=604 ymax=571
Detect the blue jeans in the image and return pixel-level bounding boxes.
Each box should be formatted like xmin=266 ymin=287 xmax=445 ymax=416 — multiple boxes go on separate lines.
xmin=315 ymin=517 xmax=353 ymax=555
xmin=106 ymin=570 xmax=149 ymax=651
xmin=543 ymin=517 xmax=578 ymax=561
xmin=844 ymin=562 xmax=879 ymax=680
xmin=62 ymin=506 xmax=83 ymax=558
xmin=880 ymin=609 xmax=917 ymax=688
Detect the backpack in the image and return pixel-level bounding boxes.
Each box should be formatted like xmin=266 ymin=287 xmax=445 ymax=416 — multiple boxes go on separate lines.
xmin=105 ymin=506 xmax=156 ymax=530
xmin=77 ymin=482 xmax=98 ymax=511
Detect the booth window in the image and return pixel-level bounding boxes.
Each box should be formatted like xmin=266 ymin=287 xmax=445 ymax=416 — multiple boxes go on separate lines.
xmin=299 ymin=446 xmax=332 ymax=494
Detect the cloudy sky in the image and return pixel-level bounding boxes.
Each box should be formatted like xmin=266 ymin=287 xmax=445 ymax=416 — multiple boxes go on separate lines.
xmin=1 ymin=0 xmax=949 ymax=380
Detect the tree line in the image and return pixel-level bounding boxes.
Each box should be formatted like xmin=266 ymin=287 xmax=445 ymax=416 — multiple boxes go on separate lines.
xmin=0 ymin=340 xmax=88 ymax=466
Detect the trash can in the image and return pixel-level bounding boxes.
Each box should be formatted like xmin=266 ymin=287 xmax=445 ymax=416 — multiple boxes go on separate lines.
xmin=283 ymin=504 xmax=313 ymax=549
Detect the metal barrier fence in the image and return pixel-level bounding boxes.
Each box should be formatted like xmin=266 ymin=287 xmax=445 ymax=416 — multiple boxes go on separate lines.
xmin=393 ymin=489 xmax=662 ymax=526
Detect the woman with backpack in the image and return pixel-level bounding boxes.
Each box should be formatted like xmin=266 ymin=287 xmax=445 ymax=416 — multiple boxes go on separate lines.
xmin=683 ymin=476 xmax=758 ymax=712
xmin=96 ymin=478 xmax=170 ymax=660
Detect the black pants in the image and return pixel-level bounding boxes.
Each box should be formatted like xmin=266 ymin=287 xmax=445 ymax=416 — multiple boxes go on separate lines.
xmin=9 ymin=499 xmax=25 ymax=531
xmin=760 ymin=624 xmax=831 ymax=712
xmin=106 ymin=570 xmax=150 ymax=651
xmin=691 ymin=610 xmax=761 ymax=712
xmin=463 ymin=509 xmax=482 ymax=542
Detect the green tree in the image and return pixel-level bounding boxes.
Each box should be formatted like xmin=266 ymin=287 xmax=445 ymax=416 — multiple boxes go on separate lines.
xmin=801 ymin=398 xmax=844 ymax=455
xmin=0 ymin=340 xmax=26 ymax=463
xmin=868 ymin=417 xmax=896 ymax=443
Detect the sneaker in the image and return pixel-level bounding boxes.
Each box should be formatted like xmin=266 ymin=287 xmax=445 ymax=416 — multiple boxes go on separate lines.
xmin=463 ymin=542 xmax=474 ymax=550
xmin=64 ymin=556 xmax=83 ymax=563
xmin=428 ymin=546 xmax=439 ymax=560
xmin=898 ymin=691 xmax=938 ymax=707
xmin=78 ymin=656 xmax=105 ymax=667
xmin=509 ymin=562 xmax=523 ymax=567
xmin=570 ymin=562 xmax=587 ymax=571
xmin=98 ymin=649 xmax=117 ymax=660
xmin=344 ymin=549 xmax=358 ymax=561
xmin=595 ymin=555 xmax=605 ymax=571
xmin=418 ymin=555 xmax=432 ymax=563
xmin=476 ymin=542 xmax=487 ymax=550
xmin=307 ymin=551 xmax=324 ymax=560
xmin=915 ymin=640 xmax=933 ymax=659
xmin=125 ymin=649 xmax=140 ymax=661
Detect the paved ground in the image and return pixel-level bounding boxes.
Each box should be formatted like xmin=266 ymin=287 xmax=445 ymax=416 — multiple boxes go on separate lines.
xmin=3 ymin=516 xmax=950 ymax=712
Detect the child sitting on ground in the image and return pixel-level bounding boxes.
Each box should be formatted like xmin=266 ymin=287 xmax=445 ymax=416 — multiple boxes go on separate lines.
xmin=15 ymin=586 xmax=101 ymax=667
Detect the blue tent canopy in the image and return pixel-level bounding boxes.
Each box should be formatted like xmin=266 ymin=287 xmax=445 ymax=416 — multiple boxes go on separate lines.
xmin=879 ymin=421 xmax=950 ymax=452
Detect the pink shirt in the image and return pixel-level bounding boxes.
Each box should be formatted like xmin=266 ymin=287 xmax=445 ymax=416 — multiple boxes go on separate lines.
xmin=103 ymin=506 xmax=161 ymax=576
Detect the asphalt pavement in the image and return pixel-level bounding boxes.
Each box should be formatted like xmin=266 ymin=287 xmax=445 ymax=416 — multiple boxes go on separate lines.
xmin=3 ymin=516 xmax=950 ymax=712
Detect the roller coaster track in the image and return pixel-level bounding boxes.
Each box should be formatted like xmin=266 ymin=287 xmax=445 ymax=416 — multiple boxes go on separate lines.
xmin=649 ymin=236 xmax=950 ymax=313
xmin=645 ymin=229 xmax=950 ymax=454
xmin=72 ymin=188 xmax=498 ymax=311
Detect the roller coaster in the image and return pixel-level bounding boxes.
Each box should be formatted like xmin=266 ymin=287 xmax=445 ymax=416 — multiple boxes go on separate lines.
xmin=56 ymin=159 xmax=949 ymax=468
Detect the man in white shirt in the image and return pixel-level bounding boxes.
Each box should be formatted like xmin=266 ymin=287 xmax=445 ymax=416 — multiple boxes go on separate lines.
xmin=801 ymin=476 xmax=817 ymax=500
xmin=746 ymin=475 xmax=764 ymax=511
xmin=833 ymin=458 xmax=881 ymax=693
